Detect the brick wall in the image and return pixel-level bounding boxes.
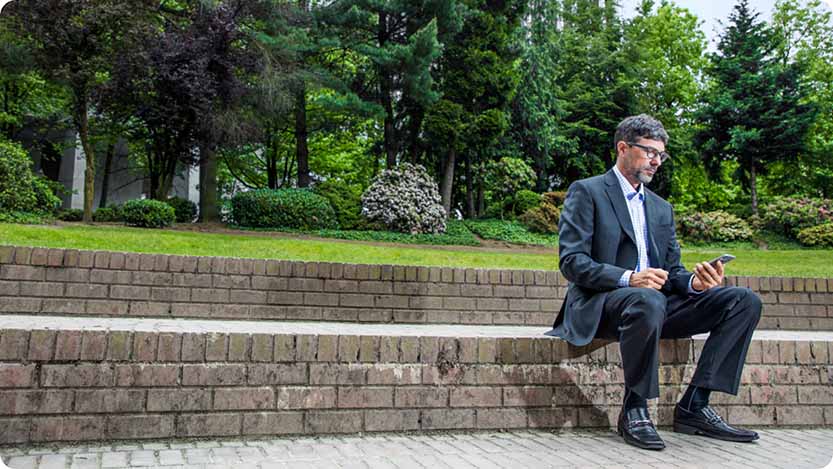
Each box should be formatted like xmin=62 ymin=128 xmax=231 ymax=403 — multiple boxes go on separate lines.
xmin=0 ymin=324 xmax=831 ymax=444
xmin=1 ymin=246 xmax=832 ymax=329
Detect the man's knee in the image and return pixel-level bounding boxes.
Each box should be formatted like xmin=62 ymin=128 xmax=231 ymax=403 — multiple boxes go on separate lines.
xmin=726 ymin=286 xmax=762 ymax=321
xmin=623 ymin=289 xmax=667 ymax=325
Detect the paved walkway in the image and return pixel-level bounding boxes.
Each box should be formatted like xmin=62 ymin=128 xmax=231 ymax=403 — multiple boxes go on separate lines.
xmin=2 ymin=429 xmax=832 ymax=469
xmin=2 ymin=315 xmax=833 ymax=342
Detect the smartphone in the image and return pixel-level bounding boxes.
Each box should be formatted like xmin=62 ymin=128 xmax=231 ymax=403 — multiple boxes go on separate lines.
xmin=708 ymin=254 xmax=735 ymax=266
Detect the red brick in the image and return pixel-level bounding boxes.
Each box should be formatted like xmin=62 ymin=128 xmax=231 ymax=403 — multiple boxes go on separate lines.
xmin=132 ymin=332 xmax=158 ymax=361
xmin=243 ymin=412 xmax=304 ymax=435
xmin=54 ymin=331 xmax=82 ymax=360
xmin=246 ymin=363 xmax=307 ymax=386
xmin=420 ymin=409 xmax=475 ymax=430
xmin=0 ymin=364 xmax=36 ymax=388
xmin=31 ymin=416 xmax=104 ymax=442
xmin=214 ymin=387 xmax=275 ymax=410
xmin=797 ymin=385 xmax=833 ymax=404
xmin=0 ymin=390 xmax=74 ymax=414
xmin=364 ymin=409 xmax=420 ymax=432
xmin=64 ymin=283 xmax=107 ymax=298
xmin=156 ymin=333 xmax=181 ymax=362
xmin=178 ymin=333 xmax=204 ymax=362
xmin=251 ymin=334 xmax=274 ymax=362
xmin=176 ymin=413 xmax=241 ymax=437
xmin=274 ymin=335 xmax=296 ymax=362
xmin=305 ymin=411 xmax=362 ymax=434
xmin=0 ymin=417 xmax=30 ymax=444
xmin=106 ymin=331 xmax=132 ymax=360
xmin=19 ymin=281 xmax=63 ymax=297
xmin=74 ymin=389 xmax=146 ymax=413
xmin=504 ymin=386 xmax=554 ymax=407
xmin=28 ymin=330 xmax=56 ymax=361
xmin=0 ymin=330 xmax=29 ymax=360
xmin=106 ymin=415 xmax=175 ymax=440
xmin=41 ymin=364 xmax=114 ymax=387
xmin=338 ymin=387 xmax=393 ymax=408
xmin=182 ymin=364 xmax=247 ymax=386
xmin=205 ymin=333 xmax=228 ymax=361
xmin=115 ymin=364 xmax=180 ymax=387
xmin=0 ymin=265 xmax=44 ymax=281
xmin=41 ymin=298 xmax=86 ymax=314
xmin=277 ymin=386 xmax=336 ymax=409
xmin=395 ymin=387 xmax=448 ymax=407
xmin=776 ymin=406 xmax=826 ymax=426
xmin=86 ymin=300 xmax=129 ymax=315
xmin=449 ymin=387 xmax=501 ymax=407
xmin=527 ymin=408 xmax=579 ymax=429
xmin=0 ymin=297 xmax=41 ymax=313
xmin=367 ymin=364 xmax=423 ymax=386
xmin=476 ymin=408 xmax=527 ymax=429
xmin=110 ymin=285 xmax=151 ymax=300
xmin=147 ymin=389 xmax=211 ymax=411
xmin=727 ymin=406 xmax=775 ymax=426
xmin=309 ymin=364 xmax=366 ymax=385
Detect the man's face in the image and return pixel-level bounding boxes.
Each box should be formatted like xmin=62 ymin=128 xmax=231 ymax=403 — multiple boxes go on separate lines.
xmin=618 ymin=137 xmax=665 ymax=186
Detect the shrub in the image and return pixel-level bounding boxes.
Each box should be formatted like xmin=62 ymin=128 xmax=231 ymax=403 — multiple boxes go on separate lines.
xmin=57 ymin=208 xmax=83 ymax=222
xmin=230 ymin=188 xmax=338 ymax=230
xmin=361 ymin=163 xmax=446 ymax=234
xmin=0 ymin=211 xmax=49 ymax=224
xmin=93 ymin=206 xmax=123 ymax=222
xmin=122 ymin=199 xmax=176 ymax=228
xmin=519 ymin=197 xmax=561 ymax=234
xmin=464 ymin=218 xmax=558 ymax=246
xmin=166 ymin=197 xmax=198 ymax=223
xmin=0 ymin=139 xmax=59 ymax=215
xmin=676 ymin=210 xmax=753 ymax=243
xmin=542 ymin=191 xmax=568 ymax=207
xmin=797 ymin=222 xmax=833 ymax=247
xmin=759 ymin=196 xmax=833 ymax=237
xmin=513 ymin=190 xmax=541 ymax=215
xmin=314 ymin=180 xmax=363 ymax=230
xmin=485 ymin=157 xmax=536 ymax=203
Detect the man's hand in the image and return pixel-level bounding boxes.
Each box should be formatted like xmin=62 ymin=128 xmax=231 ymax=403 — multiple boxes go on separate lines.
xmin=691 ymin=261 xmax=725 ymax=292
xmin=629 ymin=268 xmax=669 ymax=290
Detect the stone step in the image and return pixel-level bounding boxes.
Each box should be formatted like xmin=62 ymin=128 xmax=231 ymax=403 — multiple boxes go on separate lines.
xmin=2 ymin=246 xmax=832 ymax=330
xmin=1 ymin=315 xmax=831 ymax=445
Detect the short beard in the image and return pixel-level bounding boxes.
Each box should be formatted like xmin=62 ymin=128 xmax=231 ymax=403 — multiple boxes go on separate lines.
xmin=635 ymin=169 xmax=653 ymax=185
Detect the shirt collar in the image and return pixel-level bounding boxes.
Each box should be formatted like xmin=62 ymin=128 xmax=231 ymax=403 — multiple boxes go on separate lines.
xmin=613 ymin=165 xmax=644 ymax=202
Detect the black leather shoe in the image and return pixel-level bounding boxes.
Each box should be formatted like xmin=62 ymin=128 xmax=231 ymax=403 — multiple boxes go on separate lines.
xmin=617 ymin=407 xmax=665 ymax=451
xmin=674 ymin=405 xmax=759 ymax=442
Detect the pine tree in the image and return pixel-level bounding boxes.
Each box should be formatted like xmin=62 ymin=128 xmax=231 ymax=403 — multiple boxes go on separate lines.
xmin=318 ymin=0 xmax=462 ymax=168
xmin=696 ymin=0 xmax=816 ymax=214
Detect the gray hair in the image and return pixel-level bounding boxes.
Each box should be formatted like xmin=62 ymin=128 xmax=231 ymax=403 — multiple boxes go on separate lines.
xmin=613 ymin=114 xmax=669 ymax=149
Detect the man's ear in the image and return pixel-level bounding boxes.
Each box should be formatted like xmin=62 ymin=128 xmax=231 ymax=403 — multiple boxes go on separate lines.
xmin=615 ymin=140 xmax=629 ymax=158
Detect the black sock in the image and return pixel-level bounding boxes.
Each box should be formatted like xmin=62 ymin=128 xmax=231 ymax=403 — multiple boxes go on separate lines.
xmin=680 ymin=385 xmax=711 ymax=411
xmin=624 ymin=388 xmax=647 ymax=411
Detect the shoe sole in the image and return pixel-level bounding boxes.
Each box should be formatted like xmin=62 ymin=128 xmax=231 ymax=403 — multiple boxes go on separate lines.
xmin=673 ymin=422 xmax=759 ymax=442
xmin=617 ymin=427 xmax=666 ymax=451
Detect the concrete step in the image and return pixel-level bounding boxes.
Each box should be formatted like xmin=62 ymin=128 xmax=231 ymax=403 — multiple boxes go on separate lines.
xmin=1 ymin=315 xmax=831 ymax=445
xmin=2 ymin=246 xmax=833 ymax=330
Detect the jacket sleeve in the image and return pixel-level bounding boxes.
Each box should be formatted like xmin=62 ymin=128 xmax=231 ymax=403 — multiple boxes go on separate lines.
xmin=558 ymin=181 xmax=627 ymax=291
xmin=661 ymin=211 xmax=693 ymax=295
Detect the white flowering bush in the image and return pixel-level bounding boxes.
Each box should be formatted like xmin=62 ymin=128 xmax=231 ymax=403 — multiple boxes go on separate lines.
xmin=361 ymin=163 xmax=447 ymax=234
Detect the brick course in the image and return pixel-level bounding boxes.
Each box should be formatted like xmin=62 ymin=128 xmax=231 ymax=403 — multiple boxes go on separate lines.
xmin=0 ymin=247 xmax=830 ymax=329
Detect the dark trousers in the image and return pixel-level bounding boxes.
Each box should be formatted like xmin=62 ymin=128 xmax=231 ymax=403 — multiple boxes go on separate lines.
xmin=595 ymin=286 xmax=762 ymax=400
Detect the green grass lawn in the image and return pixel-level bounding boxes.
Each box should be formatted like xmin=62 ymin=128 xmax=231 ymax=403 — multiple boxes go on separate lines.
xmin=2 ymin=222 xmax=832 ymax=277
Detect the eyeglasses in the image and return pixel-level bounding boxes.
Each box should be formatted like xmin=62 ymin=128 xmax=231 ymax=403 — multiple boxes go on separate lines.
xmin=627 ymin=142 xmax=670 ymax=163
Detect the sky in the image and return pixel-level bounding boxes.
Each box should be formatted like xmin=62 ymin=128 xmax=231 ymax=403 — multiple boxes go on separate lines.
xmin=618 ymin=0 xmax=785 ymax=50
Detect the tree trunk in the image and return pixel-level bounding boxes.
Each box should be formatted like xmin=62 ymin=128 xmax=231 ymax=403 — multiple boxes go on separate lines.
xmin=465 ymin=154 xmax=475 ymax=218
xmin=99 ymin=140 xmax=115 ymax=209
xmin=440 ymin=148 xmax=456 ymax=217
xmin=379 ymin=12 xmax=397 ymax=168
xmin=295 ymin=84 xmax=311 ymax=188
xmin=199 ymin=144 xmax=219 ymax=222
xmin=750 ymin=164 xmax=758 ymax=216
xmin=74 ymin=94 xmax=95 ymax=223
xmin=267 ymin=136 xmax=279 ymax=190
xmin=476 ymin=180 xmax=485 ymax=217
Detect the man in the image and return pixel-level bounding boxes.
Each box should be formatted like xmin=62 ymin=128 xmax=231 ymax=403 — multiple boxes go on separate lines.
xmin=546 ymin=114 xmax=762 ymax=451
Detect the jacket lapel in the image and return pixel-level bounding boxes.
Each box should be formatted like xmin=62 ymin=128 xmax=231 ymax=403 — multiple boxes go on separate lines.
xmin=603 ymin=170 xmax=637 ymax=246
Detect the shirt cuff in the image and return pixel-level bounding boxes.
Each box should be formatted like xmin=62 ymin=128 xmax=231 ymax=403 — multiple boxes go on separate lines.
xmin=619 ymin=270 xmax=633 ymax=288
xmin=688 ymin=275 xmax=704 ymax=295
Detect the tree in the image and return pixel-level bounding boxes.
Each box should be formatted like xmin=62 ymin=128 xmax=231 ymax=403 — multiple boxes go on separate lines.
xmin=427 ymin=0 xmax=524 ymax=217
xmin=768 ymin=0 xmax=833 ymax=196
xmin=319 ymin=0 xmax=460 ymax=168
xmin=696 ymin=0 xmax=817 ymax=214
xmin=10 ymin=0 xmax=144 ymax=221
xmin=624 ymin=0 xmax=707 ymax=198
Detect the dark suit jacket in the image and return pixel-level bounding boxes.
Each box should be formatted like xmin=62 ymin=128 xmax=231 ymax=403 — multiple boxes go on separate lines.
xmin=546 ymin=169 xmax=693 ymax=346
